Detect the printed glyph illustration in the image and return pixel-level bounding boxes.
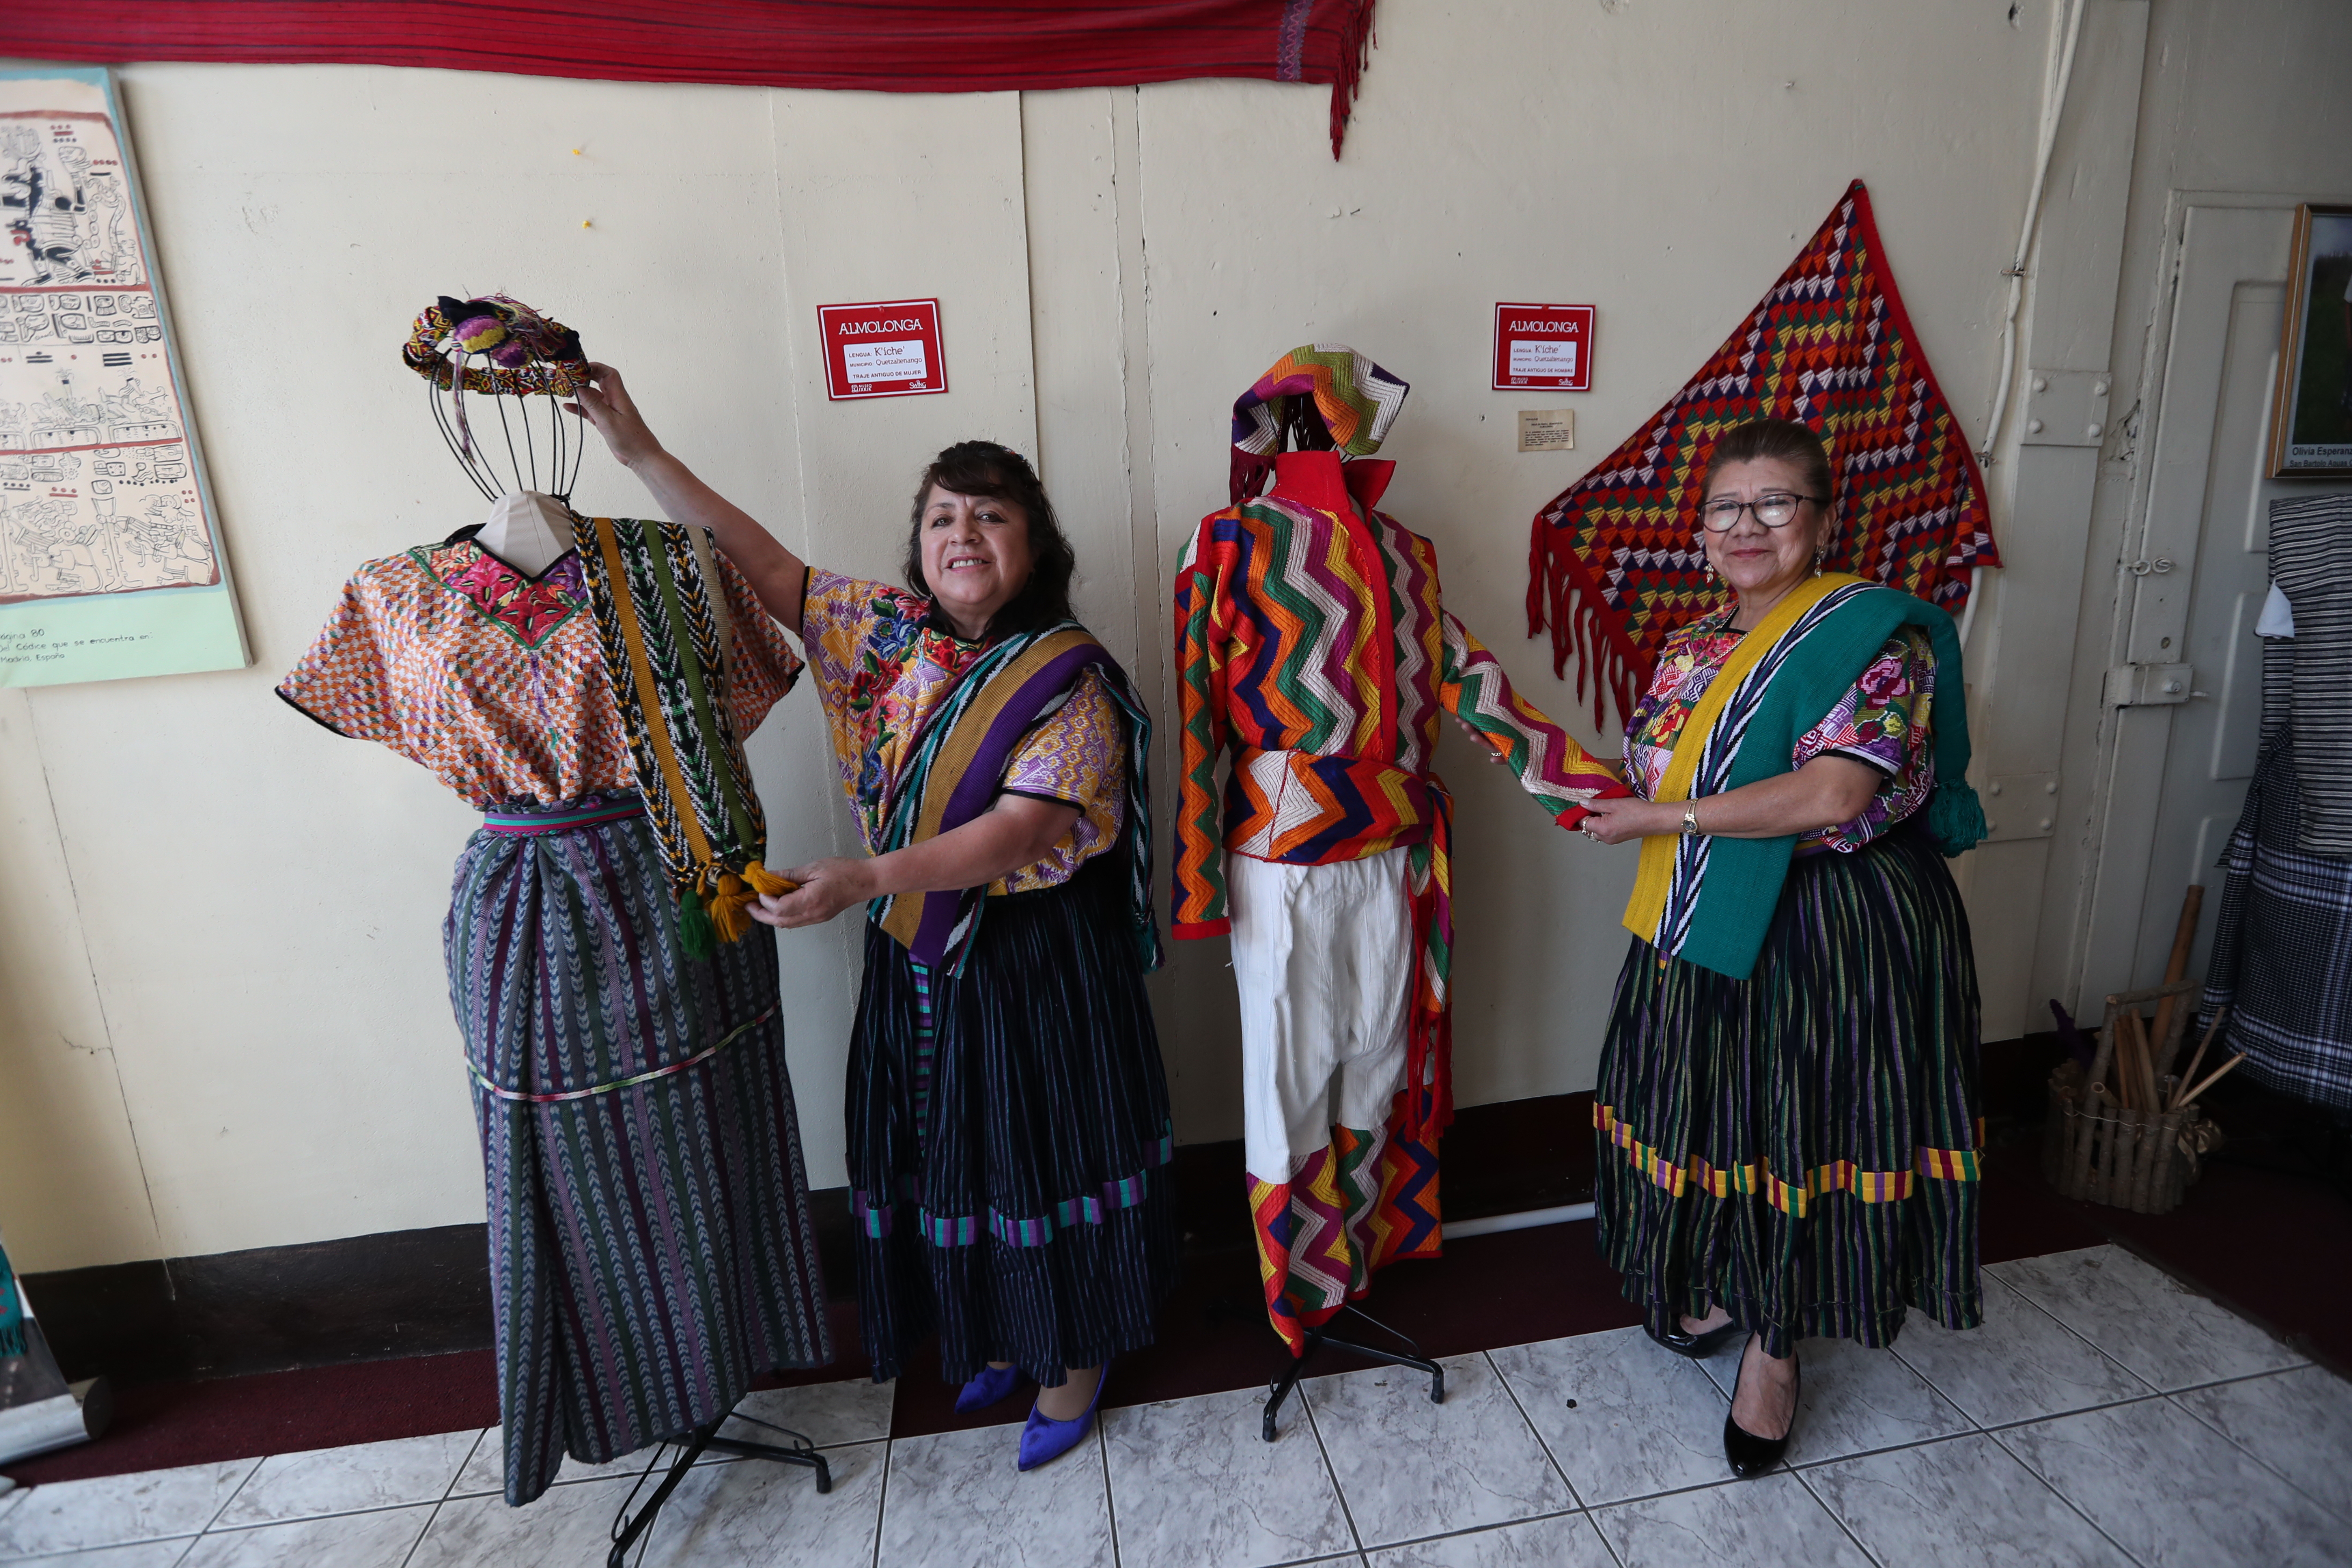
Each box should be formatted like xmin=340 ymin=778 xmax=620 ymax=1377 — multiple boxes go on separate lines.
xmin=0 ymin=79 xmax=218 ymax=606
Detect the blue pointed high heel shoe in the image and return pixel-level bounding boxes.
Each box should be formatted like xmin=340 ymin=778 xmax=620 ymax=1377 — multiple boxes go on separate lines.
xmin=955 ymin=1363 xmax=1026 ymax=1414
xmin=1016 ymin=1364 xmax=1108 ymax=1472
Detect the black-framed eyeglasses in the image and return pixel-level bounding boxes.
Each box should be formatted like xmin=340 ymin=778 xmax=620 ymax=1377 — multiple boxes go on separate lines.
xmin=1698 ymin=493 xmax=1822 ymax=532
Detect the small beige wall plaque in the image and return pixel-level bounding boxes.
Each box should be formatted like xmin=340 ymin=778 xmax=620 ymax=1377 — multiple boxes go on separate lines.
xmin=1517 ymin=409 xmax=1575 ymax=452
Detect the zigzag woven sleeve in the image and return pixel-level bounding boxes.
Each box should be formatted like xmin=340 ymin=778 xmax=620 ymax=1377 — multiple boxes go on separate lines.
xmin=1172 ymin=519 xmax=1235 ymax=937
xmin=1438 ymin=610 xmax=1624 ymax=823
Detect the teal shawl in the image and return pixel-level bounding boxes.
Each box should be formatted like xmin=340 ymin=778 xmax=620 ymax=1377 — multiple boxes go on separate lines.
xmin=1627 ymin=576 xmax=1986 ymax=981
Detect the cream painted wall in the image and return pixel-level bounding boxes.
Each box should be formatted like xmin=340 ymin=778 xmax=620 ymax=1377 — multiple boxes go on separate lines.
xmin=5 ymin=0 xmax=2286 ymax=1272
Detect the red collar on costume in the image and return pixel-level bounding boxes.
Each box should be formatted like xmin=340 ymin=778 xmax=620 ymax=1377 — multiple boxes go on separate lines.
xmin=1269 ymin=450 xmax=1395 ymax=517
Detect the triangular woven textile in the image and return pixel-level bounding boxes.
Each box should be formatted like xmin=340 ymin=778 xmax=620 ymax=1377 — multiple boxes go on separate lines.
xmin=1525 ymin=179 xmax=1999 ymax=728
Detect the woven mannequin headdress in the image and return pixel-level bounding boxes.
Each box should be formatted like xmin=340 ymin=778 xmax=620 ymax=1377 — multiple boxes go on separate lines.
xmin=401 ymin=294 xmax=589 ymax=466
xmin=1228 ymin=344 xmax=1410 ymax=503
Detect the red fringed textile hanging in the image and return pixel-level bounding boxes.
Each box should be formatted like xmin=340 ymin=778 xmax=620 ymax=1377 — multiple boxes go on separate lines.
xmin=1525 ymin=180 xmax=1999 ymax=729
xmin=12 ymin=1 xmax=1378 ymax=157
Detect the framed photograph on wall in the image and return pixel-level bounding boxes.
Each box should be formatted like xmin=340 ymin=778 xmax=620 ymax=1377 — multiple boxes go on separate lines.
xmin=2271 ymin=203 xmax=2352 ymax=478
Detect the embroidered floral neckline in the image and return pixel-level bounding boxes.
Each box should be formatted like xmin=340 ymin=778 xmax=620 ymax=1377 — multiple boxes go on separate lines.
xmin=415 ymin=540 xmax=585 ymax=650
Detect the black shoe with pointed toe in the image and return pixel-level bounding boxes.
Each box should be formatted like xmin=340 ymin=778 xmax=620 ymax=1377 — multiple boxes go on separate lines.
xmin=1723 ymin=1346 xmax=1800 ymax=1478
xmin=1647 ymin=1317 xmax=1742 ymax=1360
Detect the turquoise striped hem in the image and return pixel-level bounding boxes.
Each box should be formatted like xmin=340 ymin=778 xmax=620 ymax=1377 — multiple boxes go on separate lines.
xmin=851 ymin=1123 xmax=1174 ymax=1248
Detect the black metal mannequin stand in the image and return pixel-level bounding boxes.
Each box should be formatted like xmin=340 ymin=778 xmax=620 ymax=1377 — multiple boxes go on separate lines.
xmin=1260 ymin=1303 xmax=1444 ymax=1442
xmin=606 ymin=1405 xmax=830 ymax=1568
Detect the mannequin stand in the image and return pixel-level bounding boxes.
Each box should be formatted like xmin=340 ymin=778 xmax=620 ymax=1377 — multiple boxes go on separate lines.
xmin=606 ymin=1405 xmax=830 ymax=1567
xmin=1261 ymin=1304 xmax=1443 ymax=1443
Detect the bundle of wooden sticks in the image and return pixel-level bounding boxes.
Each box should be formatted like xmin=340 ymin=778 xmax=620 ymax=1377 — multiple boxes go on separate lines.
xmin=2043 ymin=887 xmax=2243 ymax=1214
xmin=2086 ymin=886 xmax=2247 ymax=1116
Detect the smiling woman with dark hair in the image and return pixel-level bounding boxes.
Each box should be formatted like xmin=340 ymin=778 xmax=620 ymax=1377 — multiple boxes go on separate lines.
xmin=571 ymin=369 xmax=1175 ymax=1473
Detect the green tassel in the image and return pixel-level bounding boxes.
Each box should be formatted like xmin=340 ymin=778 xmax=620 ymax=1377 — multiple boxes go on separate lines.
xmin=1929 ymin=779 xmax=1987 ymax=857
xmin=677 ymin=888 xmax=716 ymax=960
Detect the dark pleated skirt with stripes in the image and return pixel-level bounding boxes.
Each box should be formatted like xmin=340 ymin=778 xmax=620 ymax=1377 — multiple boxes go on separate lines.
xmin=1594 ymin=818 xmax=1983 ymax=1358
xmin=446 ymin=799 xmax=832 ymax=1507
xmin=848 ymin=852 xmax=1180 ymax=1388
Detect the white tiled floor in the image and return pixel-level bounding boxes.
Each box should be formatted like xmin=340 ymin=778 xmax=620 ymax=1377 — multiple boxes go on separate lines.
xmin=2 ymin=1245 xmax=2344 ymax=1567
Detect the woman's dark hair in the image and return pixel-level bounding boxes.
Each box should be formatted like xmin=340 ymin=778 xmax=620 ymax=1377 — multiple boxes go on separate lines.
xmin=1699 ymin=417 xmax=1836 ymax=510
xmin=902 ymin=440 xmax=1076 ymax=637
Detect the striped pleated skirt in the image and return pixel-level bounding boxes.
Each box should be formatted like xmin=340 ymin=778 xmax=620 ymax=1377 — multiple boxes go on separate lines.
xmin=1594 ymin=818 xmax=1983 ymax=1357
xmin=446 ymin=796 xmax=832 ymax=1507
xmin=847 ymin=852 xmax=1180 ymax=1389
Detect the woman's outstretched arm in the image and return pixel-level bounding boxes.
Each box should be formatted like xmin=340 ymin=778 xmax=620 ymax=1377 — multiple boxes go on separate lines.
xmin=566 ymin=362 xmax=810 ymax=633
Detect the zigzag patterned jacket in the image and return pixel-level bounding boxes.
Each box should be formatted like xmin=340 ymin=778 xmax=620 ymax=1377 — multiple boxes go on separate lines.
xmin=1173 ymin=450 xmax=1620 ymax=940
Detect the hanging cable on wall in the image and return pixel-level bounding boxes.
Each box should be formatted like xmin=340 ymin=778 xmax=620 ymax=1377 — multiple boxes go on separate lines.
xmin=1961 ymin=0 xmax=2088 ymax=649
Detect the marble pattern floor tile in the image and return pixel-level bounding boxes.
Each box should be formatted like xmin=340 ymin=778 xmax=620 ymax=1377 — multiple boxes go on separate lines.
xmin=1307 ymin=1353 xmax=1574 ymax=1549
xmin=1 ymin=1544 xmax=192 ymax=1567
xmin=2172 ymin=1366 xmax=2352 ymax=1520
xmin=1366 ymin=1511 xmax=1615 ymax=1567
xmin=1992 ymin=1246 xmax=2304 ymax=1391
xmin=450 ymin=1425 xmax=725 ymax=1498
xmin=877 ymin=1422 xmax=1114 ymax=1568
xmin=1698 ymin=1335 xmax=1970 ymax=1465
xmin=417 ymin=1447 xmax=875 ymax=1568
xmin=407 ymin=1475 xmax=640 ymax=1568
xmin=719 ymin=1376 xmax=896 ymax=1450
xmin=619 ymin=1438 xmax=885 ymax=1568
xmin=179 ymin=1505 xmax=434 ymax=1568
xmin=1891 ymin=1272 xmax=2153 ymax=1427
xmin=1591 ymin=1472 xmax=1874 ymax=1568
xmin=1801 ymin=1432 xmax=2132 ymax=1567
xmin=1488 ymin=1326 xmax=1730 ymax=1505
xmin=1997 ymin=1395 xmax=2341 ymax=1567
xmin=0 ymin=1461 xmax=259 ymax=1558
xmin=212 ymin=1431 xmax=480 ymax=1526
xmin=1101 ymin=1383 xmax=1353 ymax=1568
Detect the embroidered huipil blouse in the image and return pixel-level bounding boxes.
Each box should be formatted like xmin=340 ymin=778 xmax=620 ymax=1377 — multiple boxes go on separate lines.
xmin=1624 ymin=606 xmax=1937 ymax=856
xmin=799 ymin=569 xmax=1123 ymax=895
xmin=278 ymin=531 xmax=801 ymax=807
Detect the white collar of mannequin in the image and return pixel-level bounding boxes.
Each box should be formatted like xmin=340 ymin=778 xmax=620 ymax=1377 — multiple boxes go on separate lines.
xmin=477 ymin=491 xmax=575 ymax=577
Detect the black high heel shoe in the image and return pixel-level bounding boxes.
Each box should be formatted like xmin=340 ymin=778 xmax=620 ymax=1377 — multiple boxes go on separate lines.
xmin=1648 ymin=1315 xmax=1742 ymax=1360
xmin=1723 ymin=1340 xmax=1800 ymax=1478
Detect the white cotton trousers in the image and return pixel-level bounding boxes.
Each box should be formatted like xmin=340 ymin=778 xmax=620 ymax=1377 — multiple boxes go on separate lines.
xmin=1227 ymin=845 xmax=1416 ymax=1185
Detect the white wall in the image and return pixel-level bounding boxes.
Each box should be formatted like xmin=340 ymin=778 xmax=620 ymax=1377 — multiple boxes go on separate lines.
xmin=0 ymin=0 xmax=2171 ymax=1272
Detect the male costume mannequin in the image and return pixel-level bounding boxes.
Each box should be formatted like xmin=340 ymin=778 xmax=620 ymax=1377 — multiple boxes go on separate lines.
xmin=1172 ymin=345 xmax=1624 ymax=1356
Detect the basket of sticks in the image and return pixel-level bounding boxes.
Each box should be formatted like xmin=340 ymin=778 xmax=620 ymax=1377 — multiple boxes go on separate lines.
xmin=2043 ymin=988 xmax=2239 ymax=1213
xmin=2042 ymin=885 xmax=2245 ymax=1214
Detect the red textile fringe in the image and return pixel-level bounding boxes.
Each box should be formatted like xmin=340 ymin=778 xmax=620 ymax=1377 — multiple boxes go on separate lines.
xmin=1526 ymin=516 xmax=1646 ymax=734
xmin=16 ymin=1 xmax=1380 ymax=157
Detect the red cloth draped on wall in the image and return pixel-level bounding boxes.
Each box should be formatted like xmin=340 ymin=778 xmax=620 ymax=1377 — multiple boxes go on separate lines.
xmin=10 ymin=1 xmax=1379 ymax=156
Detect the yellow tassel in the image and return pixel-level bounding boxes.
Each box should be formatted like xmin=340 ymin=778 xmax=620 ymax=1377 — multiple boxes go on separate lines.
xmin=744 ymin=863 xmax=799 ymax=897
xmin=709 ymin=880 xmax=754 ymax=945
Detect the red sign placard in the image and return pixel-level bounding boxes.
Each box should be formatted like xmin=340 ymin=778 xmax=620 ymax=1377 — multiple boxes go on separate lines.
xmin=1493 ymin=303 xmax=1594 ymax=391
xmin=819 ymin=298 xmax=946 ymax=401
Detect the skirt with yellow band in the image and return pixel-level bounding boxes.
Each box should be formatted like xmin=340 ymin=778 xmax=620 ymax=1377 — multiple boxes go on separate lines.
xmin=1593 ymin=815 xmax=1984 ymax=1358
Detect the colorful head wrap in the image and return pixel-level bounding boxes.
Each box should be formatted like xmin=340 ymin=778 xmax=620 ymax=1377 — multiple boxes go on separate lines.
xmin=1229 ymin=343 xmax=1410 ymax=503
xmin=402 ymin=294 xmax=590 ymax=457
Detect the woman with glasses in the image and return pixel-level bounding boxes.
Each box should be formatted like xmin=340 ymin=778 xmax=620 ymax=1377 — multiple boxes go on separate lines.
xmin=1576 ymin=417 xmax=1987 ymax=1478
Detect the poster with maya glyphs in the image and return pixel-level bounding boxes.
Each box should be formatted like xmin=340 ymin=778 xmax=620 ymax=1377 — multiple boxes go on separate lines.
xmin=0 ymin=67 xmax=247 ymax=686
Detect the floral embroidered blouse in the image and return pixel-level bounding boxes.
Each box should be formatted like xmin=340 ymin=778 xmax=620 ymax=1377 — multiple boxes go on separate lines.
xmin=278 ymin=530 xmax=801 ymax=809
xmin=1623 ymin=605 xmax=1937 ymax=856
xmin=799 ymin=569 xmax=1124 ymax=895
